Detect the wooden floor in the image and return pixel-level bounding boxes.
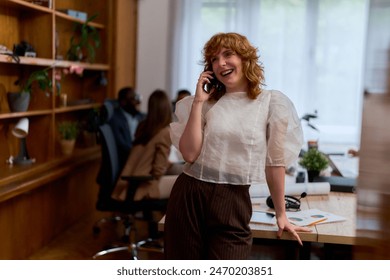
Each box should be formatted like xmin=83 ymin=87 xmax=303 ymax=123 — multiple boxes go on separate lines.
xmin=27 ymin=208 xmax=352 ymax=260
xmin=28 ymin=209 xmax=164 ymax=260
xmin=27 ymin=208 xmax=291 ymax=260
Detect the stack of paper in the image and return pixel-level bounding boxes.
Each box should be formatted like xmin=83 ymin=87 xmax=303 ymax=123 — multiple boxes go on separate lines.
xmin=250 ymin=211 xmax=276 ymax=225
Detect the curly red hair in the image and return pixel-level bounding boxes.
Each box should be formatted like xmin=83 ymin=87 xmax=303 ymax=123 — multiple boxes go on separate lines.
xmin=202 ymin=32 xmax=265 ymax=101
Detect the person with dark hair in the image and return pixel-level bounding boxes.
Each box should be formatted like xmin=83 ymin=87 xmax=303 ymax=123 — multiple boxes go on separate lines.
xmin=109 ymin=87 xmax=146 ymax=171
xmin=112 ymin=89 xmax=173 ymax=202
xmin=172 ymin=89 xmax=191 ymax=112
xmin=164 ymin=32 xmax=311 ymax=259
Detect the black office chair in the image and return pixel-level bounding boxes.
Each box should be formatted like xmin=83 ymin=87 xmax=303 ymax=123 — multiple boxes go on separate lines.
xmin=93 ymin=100 xmax=128 ymax=236
xmin=93 ymin=123 xmax=169 ymax=260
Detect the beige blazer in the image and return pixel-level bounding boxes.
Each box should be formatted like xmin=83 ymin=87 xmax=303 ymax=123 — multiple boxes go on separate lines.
xmin=111 ymin=126 xmax=172 ymax=201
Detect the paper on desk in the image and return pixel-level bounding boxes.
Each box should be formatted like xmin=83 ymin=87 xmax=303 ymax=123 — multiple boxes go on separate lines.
xmin=249 ymin=182 xmax=331 ymax=198
xmin=250 ymin=211 xmax=276 ymax=225
xmin=286 ymin=208 xmax=346 ymax=227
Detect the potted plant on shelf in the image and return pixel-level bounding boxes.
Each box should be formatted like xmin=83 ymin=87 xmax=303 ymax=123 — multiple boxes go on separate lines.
xmin=66 ymin=14 xmax=101 ymax=63
xmin=7 ymin=67 xmax=52 ymax=112
xmin=58 ymin=121 xmax=79 ymax=155
xmin=298 ymin=148 xmax=329 ymax=182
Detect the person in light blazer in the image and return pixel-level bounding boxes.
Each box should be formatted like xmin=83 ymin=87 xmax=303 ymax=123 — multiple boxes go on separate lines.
xmin=111 ymin=89 xmax=173 ymax=202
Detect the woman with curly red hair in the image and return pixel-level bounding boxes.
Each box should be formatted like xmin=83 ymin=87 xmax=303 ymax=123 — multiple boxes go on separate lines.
xmin=164 ymin=32 xmax=310 ymax=259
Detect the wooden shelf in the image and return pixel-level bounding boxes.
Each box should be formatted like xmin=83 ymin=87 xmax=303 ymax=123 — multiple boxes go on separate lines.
xmin=55 ymin=11 xmax=105 ymax=29
xmin=0 ymin=0 xmax=53 ymax=13
xmin=0 ymin=55 xmax=109 ymax=71
xmin=0 ymin=55 xmax=54 ymax=66
xmin=0 ymin=0 xmax=111 ymax=167
xmin=0 ymin=146 xmax=100 ymax=203
xmin=54 ymin=102 xmax=100 ymax=113
xmin=53 ymin=60 xmax=109 ymax=71
xmin=0 ymin=109 xmax=52 ymax=119
xmin=0 ymin=0 xmax=138 ymax=260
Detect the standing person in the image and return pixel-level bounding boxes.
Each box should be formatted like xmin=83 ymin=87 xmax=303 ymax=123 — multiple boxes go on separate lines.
xmin=109 ymin=87 xmax=146 ymax=171
xmin=164 ymin=32 xmax=311 ymax=260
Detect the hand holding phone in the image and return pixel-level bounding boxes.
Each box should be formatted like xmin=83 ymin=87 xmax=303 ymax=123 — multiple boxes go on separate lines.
xmin=204 ymin=73 xmax=223 ymax=93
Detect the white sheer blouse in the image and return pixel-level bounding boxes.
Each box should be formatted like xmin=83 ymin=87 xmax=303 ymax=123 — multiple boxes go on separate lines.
xmin=170 ymin=89 xmax=303 ymax=185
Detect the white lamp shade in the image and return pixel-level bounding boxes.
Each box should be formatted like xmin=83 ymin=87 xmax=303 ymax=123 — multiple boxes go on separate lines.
xmin=13 ymin=117 xmax=29 ymax=138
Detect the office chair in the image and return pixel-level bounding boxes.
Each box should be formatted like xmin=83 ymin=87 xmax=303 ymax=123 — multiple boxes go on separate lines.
xmin=93 ymin=100 xmax=128 ymax=236
xmin=93 ymin=123 xmax=171 ymax=260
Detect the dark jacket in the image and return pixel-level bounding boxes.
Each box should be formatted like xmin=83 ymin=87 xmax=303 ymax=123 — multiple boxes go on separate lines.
xmin=109 ymin=108 xmax=146 ymax=170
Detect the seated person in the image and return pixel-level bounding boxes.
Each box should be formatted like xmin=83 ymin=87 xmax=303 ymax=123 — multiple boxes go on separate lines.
xmin=172 ymin=89 xmax=191 ymax=113
xmin=348 ymin=149 xmax=359 ymax=157
xmin=111 ymin=89 xmax=173 ymax=201
xmin=109 ymin=87 xmax=146 ymax=171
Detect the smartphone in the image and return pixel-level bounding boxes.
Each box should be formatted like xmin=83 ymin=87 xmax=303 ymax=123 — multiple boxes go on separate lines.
xmin=205 ymin=73 xmax=223 ymax=93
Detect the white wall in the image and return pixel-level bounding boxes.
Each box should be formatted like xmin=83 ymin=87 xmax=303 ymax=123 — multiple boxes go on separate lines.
xmin=136 ymin=0 xmax=172 ymax=112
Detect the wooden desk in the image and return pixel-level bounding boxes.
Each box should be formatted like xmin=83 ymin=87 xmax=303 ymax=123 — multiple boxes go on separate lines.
xmin=307 ymin=192 xmax=356 ymax=245
xmin=250 ymin=196 xmax=317 ymax=242
xmin=158 ymin=192 xmax=356 ymax=246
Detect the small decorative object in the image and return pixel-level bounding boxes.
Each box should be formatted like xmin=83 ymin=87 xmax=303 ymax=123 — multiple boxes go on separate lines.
xmin=66 ymin=14 xmax=101 ymax=63
xmin=54 ymin=64 xmax=84 ymax=107
xmin=54 ymin=64 xmax=84 ymax=99
xmin=59 ymin=93 xmax=67 ymax=107
xmin=13 ymin=41 xmax=36 ymax=57
xmin=58 ymin=9 xmax=88 ymax=21
xmin=32 ymin=0 xmax=52 ymax=8
xmin=7 ymin=67 xmax=52 ymax=112
xmin=58 ymin=121 xmax=79 ymax=155
xmin=298 ymin=149 xmax=329 ymax=182
xmin=307 ymin=140 xmax=318 ymax=150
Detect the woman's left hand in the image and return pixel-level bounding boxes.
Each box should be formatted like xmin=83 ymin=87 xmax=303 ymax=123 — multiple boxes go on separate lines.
xmin=276 ymin=215 xmax=312 ymax=246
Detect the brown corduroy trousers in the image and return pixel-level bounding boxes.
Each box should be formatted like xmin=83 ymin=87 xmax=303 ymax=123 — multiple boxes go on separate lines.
xmin=164 ymin=173 xmax=252 ymax=259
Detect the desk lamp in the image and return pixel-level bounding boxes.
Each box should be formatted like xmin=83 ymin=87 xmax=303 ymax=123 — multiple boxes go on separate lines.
xmin=12 ymin=117 xmax=35 ymax=165
xmin=301 ymin=110 xmax=319 ymax=131
xmin=301 ymin=111 xmax=320 ymax=151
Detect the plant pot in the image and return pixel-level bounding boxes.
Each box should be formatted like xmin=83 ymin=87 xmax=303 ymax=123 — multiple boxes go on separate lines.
xmin=307 ymin=170 xmax=320 ymax=182
xmin=7 ymin=92 xmax=30 ymax=112
xmin=60 ymin=139 xmax=76 ymax=155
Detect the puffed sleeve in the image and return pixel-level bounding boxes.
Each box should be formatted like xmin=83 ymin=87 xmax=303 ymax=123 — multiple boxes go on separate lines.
xmin=266 ymin=90 xmax=303 ymax=167
xmin=170 ymin=96 xmax=195 ymax=150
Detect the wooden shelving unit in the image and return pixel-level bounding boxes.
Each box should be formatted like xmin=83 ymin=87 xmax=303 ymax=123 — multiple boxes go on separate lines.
xmin=0 ymin=0 xmax=136 ymax=259
xmin=0 ymin=0 xmax=111 ymax=165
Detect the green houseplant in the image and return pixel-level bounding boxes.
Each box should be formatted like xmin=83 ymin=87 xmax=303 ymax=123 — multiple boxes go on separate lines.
xmin=7 ymin=67 xmax=52 ymax=112
xmin=58 ymin=121 xmax=79 ymax=155
xmin=66 ymin=14 xmax=101 ymax=63
xmin=58 ymin=121 xmax=79 ymax=140
xmin=299 ymin=148 xmax=329 ymax=182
